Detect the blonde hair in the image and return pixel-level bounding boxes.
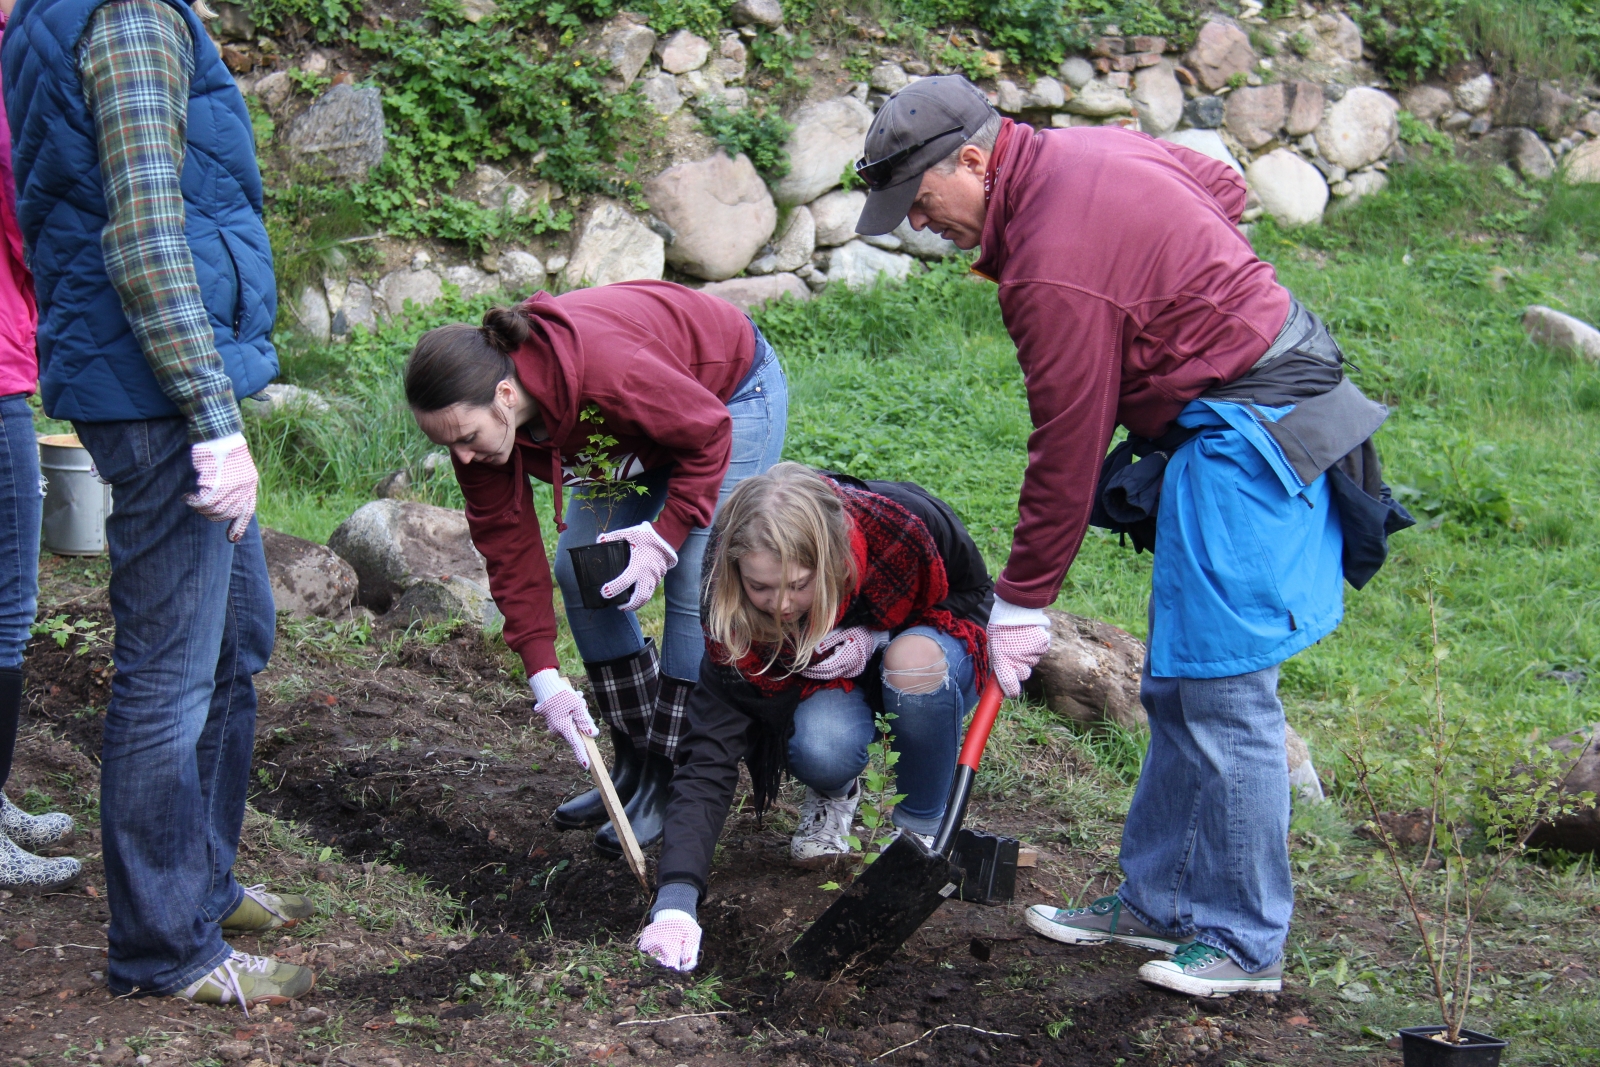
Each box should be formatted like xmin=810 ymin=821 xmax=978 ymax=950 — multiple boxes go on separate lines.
xmin=704 ymin=464 xmax=857 ymax=676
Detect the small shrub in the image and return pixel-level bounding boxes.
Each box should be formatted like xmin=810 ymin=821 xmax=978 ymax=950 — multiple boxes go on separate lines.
xmin=1351 ymin=0 xmax=1468 ymax=82
xmin=696 ymin=104 xmax=795 ymax=181
xmin=1573 ymin=376 xmax=1600 ymax=411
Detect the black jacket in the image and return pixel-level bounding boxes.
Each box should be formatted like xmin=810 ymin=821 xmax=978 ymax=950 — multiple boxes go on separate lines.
xmin=656 ymin=475 xmax=993 ymax=897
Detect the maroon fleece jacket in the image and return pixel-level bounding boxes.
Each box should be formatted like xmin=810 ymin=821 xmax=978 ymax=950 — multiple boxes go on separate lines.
xmin=454 ymin=281 xmax=756 ymax=675
xmin=970 ymin=120 xmax=1292 ymax=610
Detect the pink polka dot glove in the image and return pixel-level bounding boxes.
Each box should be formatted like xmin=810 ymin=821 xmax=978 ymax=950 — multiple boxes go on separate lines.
xmin=639 ymin=909 xmax=701 ymax=972
xmin=985 ymin=596 xmax=1053 ymax=698
xmin=800 ymin=626 xmax=891 ymax=681
xmin=186 ymin=433 xmax=259 ymax=543
xmin=530 ymin=669 xmax=599 ymax=768
xmin=595 ymin=522 xmax=679 ymax=612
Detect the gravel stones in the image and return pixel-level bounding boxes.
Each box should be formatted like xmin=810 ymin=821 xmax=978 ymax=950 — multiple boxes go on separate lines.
xmin=645 ymin=151 xmax=776 ymax=280
xmin=1315 ymin=87 xmax=1399 ymax=171
xmin=286 ymin=84 xmax=386 ymax=181
xmin=810 ymin=188 xmax=867 ymax=246
xmin=1524 ymin=305 xmax=1600 ymax=362
xmin=1132 ymin=60 xmax=1184 ymax=136
xmin=828 ymin=240 xmax=915 ymax=289
xmin=564 ymin=200 xmax=665 ymax=287
xmin=262 ymin=528 xmax=358 ymax=619
xmin=328 ymin=501 xmax=490 ymax=615
xmin=772 ymin=96 xmax=876 ymax=205
xmin=1246 ymin=148 xmax=1328 ymax=226
xmin=696 ymin=273 xmax=811 ymax=311
xmin=655 ymin=30 xmax=711 ymax=74
xmin=1186 ymin=21 xmax=1256 ymax=92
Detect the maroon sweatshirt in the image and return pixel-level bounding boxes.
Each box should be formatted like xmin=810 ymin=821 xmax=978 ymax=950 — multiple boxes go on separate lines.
xmin=455 ymin=281 xmax=756 ymax=675
xmin=971 ymin=120 xmax=1291 ymax=610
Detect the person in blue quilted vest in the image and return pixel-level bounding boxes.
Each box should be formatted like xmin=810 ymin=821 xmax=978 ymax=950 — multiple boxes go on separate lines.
xmin=3 ymin=0 xmax=313 ymax=1008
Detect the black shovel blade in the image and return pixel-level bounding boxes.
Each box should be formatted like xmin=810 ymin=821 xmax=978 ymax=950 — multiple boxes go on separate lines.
xmin=788 ymin=832 xmax=963 ymax=979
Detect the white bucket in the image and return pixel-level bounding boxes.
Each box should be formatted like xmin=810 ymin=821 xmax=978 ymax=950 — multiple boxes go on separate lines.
xmin=38 ymin=434 xmax=113 ymax=556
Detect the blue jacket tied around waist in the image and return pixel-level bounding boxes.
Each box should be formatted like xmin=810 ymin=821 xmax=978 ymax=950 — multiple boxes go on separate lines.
xmin=2 ymin=0 xmax=277 ymax=423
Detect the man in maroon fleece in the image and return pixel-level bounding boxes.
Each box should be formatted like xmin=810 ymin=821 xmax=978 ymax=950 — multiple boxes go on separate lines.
xmin=852 ymin=75 xmax=1381 ymax=998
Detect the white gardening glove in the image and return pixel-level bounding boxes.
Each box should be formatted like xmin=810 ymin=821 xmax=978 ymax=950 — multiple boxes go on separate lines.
xmin=638 ymin=909 xmax=701 ymax=972
xmin=985 ymin=597 xmax=1052 ymax=698
xmin=530 ymin=669 xmax=600 ymax=767
xmin=800 ymin=626 xmax=891 ymax=681
xmin=595 ymin=522 xmax=679 ymax=612
xmin=186 ymin=432 xmax=258 ymax=543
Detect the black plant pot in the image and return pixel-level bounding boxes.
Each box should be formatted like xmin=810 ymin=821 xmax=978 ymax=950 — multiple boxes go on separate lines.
xmin=1400 ymin=1026 xmax=1507 ymax=1067
xmin=568 ymin=541 xmax=634 ymax=610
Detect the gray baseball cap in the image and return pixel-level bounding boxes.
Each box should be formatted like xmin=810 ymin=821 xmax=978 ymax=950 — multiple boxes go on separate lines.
xmin=854 ymin=75 xmax=996 ymax=236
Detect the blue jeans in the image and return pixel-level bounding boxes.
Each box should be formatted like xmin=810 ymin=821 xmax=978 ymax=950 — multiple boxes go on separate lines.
xmin=74 ymin=418 xmax=276 ymax=996
xmin=787 ymin=627 xmax=978 ymax=836
xmin=1115 ymin=659 xmax=1293 ymax=974
xmin=554 ymin=327 xmax=787 ymax=681
xmin=0 ymin=395 xmax=41 ymax=670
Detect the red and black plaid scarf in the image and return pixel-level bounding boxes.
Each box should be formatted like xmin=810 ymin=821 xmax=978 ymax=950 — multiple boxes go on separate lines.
xmin=709 ymin=479 xmax=990 ymax=699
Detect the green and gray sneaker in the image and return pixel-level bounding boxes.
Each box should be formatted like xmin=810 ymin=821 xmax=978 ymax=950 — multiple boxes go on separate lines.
xmin=1025 ymin=896 xmax=1182 ymax=953
xmin=221 ymin=884 xmax=315 ymax=932
xmin=174 ymin=950 xmax=315 ymax=1014
xmin=1138 ymin=941 xmax=1282 ymax=998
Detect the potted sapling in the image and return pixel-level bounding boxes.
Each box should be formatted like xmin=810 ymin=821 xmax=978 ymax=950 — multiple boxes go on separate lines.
xmin=565 ymin=404 xmax=651 ymax=609
xmin=1346 ymin=578 xmax=1595 ymax=1067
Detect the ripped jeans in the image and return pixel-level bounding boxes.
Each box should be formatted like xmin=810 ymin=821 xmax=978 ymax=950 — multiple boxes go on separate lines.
xmin=786 ymin=626 xmax=978 ymax=835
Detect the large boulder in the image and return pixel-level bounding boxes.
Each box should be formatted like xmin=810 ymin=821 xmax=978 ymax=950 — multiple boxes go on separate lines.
xmin=1524 ymin=305 xmax=1600 ymax=363
xmin=1061 ymin=78 xmax=1132 ymax=117
xmin=328 ymin=500 xmax=491 ymax=614
xmin=1247 ymin=148 xmax=1328 ymax=226
xmin=1160 ymin=128 xmax=1242 ymax=175
xmin=769 ymin=206 xmax=816 ymax=272
xmin=771 ymin=96 xmax=876 ymax=206
xmin=1497 ymin=78 xmax=1578 ymax=139
xmin=1562 ymin=138 xmax=1600 ymax=183
xmin=1315 ymin=87 xmax=1399 ymax=171
xmin=286 ymin=84 xmax=385 ymax=181
xmin=892 ymin=217 xmax=958 ymax=259
xmin=1224 ymin=84 xmax=1289 ymax=150
xmin=828 ymin=240 xmax=915 ymax=289
xmin=375 ymin=267 xmax=443 ymax=318
xmin=1186 ymin=21 xmax=1256 ymax=92
xmin=262 ymin=528 xmax=358 ymax=619
xmin=697 ymin=273 xmax=811 ymax=311
xmin=1525 ymin=726 xmax=1600 ymax=854
xmin=563 ymin=200 xmax=665 ymax=287
xmin=392 ymin=575 xmax=501 ymax=629
xmin=810 ymin=188 xmax=868 ymax=247
xmin=1131 ymin=59 xmax=1184 ymax=136
xmin=1029 ymin=610 xmax=1145 ymax=730
xmin=645 ymin=152 xmax=776 ymax=281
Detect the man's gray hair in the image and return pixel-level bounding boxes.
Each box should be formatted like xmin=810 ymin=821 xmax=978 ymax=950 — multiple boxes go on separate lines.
xmin=930 ymin=110 xmax=1002 ymax=174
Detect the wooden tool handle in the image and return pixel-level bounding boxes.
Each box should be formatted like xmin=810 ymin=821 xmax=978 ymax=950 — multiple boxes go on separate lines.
xmin=581 ymin=733 xmax=649 ymax=890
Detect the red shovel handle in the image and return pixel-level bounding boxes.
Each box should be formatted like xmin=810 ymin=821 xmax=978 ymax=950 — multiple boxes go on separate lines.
xmin=958 ymin=678 xmax=1005 ymax=771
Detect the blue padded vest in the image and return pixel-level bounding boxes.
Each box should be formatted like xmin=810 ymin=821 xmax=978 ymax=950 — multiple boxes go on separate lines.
xmin=2 ymin=0 xmax=277 ymax=424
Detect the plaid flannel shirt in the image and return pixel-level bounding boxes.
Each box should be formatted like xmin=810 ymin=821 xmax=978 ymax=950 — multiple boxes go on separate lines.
xmin=79 ymin=0 xmax=241 ymax=442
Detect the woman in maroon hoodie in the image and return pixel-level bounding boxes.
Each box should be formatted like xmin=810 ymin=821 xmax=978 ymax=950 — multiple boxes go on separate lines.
xmin=405 ymin=280 xmax=787 ymax=854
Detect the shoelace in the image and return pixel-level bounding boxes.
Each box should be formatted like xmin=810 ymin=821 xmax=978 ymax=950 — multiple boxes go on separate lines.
xmin=240 ymin=884 xmax=289 ymax=922
xmin=1170 ymin=942 xmax=1227 ymax=972
xmin=210 ymin=951 xmax=275 ymax=1018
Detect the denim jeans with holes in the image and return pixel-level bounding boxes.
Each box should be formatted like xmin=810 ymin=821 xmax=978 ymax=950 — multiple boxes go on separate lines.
xmin=553 ymin=326 xmax=787 ymax=682
xmin=74 ymin=417 xmax=276 ymax=996
xmin=786 ymin=626 xmax=977 ymax=836
xmin=1115 ymin=659 xmax=1293 ymax=974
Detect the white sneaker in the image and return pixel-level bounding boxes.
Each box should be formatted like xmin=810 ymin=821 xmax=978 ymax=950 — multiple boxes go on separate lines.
xmin=789 ymin=781 xmax=861 ymax=869
xmin=878 ymin=827 xmax=935 ymax=852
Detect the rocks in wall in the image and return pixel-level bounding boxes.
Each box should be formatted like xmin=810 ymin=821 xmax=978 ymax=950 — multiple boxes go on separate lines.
xmin=1183 ymin=95 xmax=1225 ymax=130
xmin=829 ymin=240 xmax=915 ymax=289
xmin=1401 ymin=85 xmax=1453 ymax=123
xmin=1161 ymin=129 xmax=1243 ymax=175
xmin=442 ymin=264 xmax=500 ymax=300
xmin=328 ymin=278 xmax=376 ymax=338
xmin=1225 ymin=81 xmax=1323 ymax=150
xmin=809 ymin=188 xmax=867 ymax=247
xmin=749 ymin=206 xmax=816 ymax=274
xmin=1454 ymin=73 xmax=1495 ymax=114
xmin=286 ymin=84 xmax=386 ymax=181
xmin=729 ymin=0 xmax=783 ymax=29
xmin=1132 ymin=59 xmax=1184 ymax=136
xmin=639 ymin=71 xmax=684 ymax=116
xmin=1062 ymin=78 xmax=1131 ymax=117
xmin=1247 ymin=148 xmax=1329 ymax=226
xmin=646 ymin=152 xmax=777 ymax=281
xmin=1505 ymin=127 xmax=1557 ymax=181
xmin=771 ymin=96 xmax=876 ymax=206
xmin=697 ymin=273 xmax=812 ymax=312
xmin=564 ymin=199 xmax=666 ymax=287
xmin=1315 ymin=87 xmax=1399 ymax=171
xmin=1059 ymin=56 xmax=1094 ymax=89
xmin=892 ymin=218 xmax=958 ymax=259
xmin=656 ymin=30 xmax=711 ymax=74
xmin=290 ymin=284 xmax=331 ymax=342
xmin=1565 ymin=139 xmax=1600 ymax=183
xmin=1497 ymin=78 xmax=1579 ymax=140
xmin=1186 ymin=21 xmax=1257 ymax=92
xmin=601 ymin=17 xmax=657 ymax=88
xmin=376 ymin=265 xmax=444 ymax=319
xmin=494 ymin=250 xmax=547 ymax=294
xmin=1524 ymin=306 xmax=1600 ymax=363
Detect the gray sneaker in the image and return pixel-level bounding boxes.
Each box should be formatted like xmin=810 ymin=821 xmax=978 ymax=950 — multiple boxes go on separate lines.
xmin=1024 ymin=895 xmax=1182 ymax=953
xmin=1138 ymin=941 xmax=1282 ymax=997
